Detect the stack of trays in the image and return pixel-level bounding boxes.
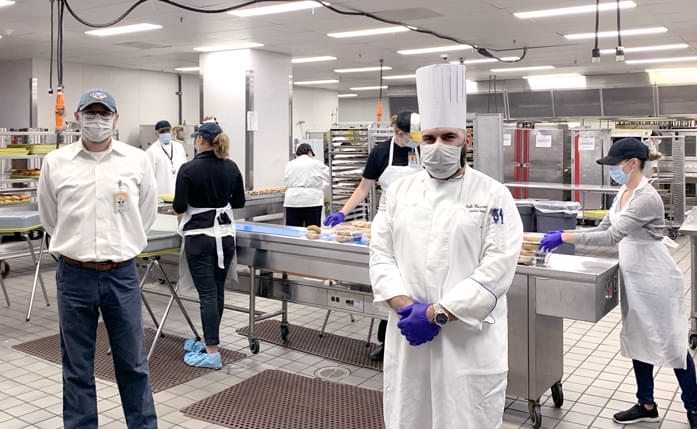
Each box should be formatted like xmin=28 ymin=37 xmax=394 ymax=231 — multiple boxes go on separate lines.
xmin=519 ymin=233 xmax=550 ymax=266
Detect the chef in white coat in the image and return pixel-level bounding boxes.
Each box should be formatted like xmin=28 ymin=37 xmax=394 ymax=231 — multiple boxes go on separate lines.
xmin=370 ymin=63 xmax=523 ymax=429
xmin=146 ymin=120 xmax=187 ymax=195
xmin=284 ymin=143 xmax=330 ymax=227
xmin=541 ymin=138 xmax=697 ymax=428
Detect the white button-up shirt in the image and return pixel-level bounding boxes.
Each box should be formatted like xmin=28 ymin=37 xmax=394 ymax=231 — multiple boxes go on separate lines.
xmin=145 ymin=140 xmax=187 ymax=195
xmin=38 ymin=139 xmax=158 ymax=262
xmin=283 ymin=155 xmax=330 ymax=208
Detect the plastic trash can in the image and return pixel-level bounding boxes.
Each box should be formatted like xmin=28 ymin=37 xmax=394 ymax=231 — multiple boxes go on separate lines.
xmin=534 ymin=201 xmax=581 ymax=255
xmin=515 ymin=200 xmax=536 ymax=232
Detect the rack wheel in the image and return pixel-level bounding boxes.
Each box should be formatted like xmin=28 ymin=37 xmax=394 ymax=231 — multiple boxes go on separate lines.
xmin=690 ymin=335 xmax=697 ymax=350
xmin=529 ymin=401 xmax=542 ymax=429
xmin=0 ymin=261 xmax=9 ymax=279
xmin=280 ymin=324 xmax=289 ymax=343
xmin=669 ymin=229 xmax=679 ymax=240
xmin=552 ymin=382 xmax=564 ymax=408
xmin=249 ymin=338 xmax=260 ymax=354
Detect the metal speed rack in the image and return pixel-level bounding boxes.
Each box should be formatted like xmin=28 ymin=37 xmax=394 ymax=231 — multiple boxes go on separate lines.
xmin=328 ymin=123 xmax=372 ymax=222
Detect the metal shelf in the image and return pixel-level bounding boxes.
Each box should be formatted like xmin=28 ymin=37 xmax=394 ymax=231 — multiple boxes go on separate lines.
xmin=0 ymin=155 xmax=46 ymax=160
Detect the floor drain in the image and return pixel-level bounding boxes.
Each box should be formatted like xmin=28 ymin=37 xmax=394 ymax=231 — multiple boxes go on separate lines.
xmin=315 ymin=366 xmax=350 ymax=382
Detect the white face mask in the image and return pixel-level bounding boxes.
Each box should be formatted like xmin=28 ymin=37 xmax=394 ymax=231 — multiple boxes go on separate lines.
xmin=420 ymin=143 xmax=463 ymax=180
xmin=80 ymin=116 xmax=113 ymax=145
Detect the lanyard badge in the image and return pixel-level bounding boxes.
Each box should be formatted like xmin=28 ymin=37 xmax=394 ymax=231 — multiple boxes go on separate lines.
xmin=114 ymin=179 xmax=130 ymax=213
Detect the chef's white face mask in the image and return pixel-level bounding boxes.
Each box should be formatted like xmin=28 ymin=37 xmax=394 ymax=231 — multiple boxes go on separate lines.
xmin=420 ymin=142 xmax=463 ymax=180
xmin=80 ymin=115 xmax=114 ymax=145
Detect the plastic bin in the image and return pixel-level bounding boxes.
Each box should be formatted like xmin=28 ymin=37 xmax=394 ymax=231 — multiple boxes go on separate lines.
xmin=515 ymin=200 xmax=536 ymax=232
xmin=534 ymin=201 xmax=581 ymax=255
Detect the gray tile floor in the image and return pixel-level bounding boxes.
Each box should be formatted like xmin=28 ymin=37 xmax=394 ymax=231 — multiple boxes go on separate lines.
xmin=0 ymin=236 xmax=694 ymax=428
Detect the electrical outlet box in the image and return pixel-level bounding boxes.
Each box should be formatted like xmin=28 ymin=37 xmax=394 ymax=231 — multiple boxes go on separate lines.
xmin=327 ymin=291 xmax=364 ymax=312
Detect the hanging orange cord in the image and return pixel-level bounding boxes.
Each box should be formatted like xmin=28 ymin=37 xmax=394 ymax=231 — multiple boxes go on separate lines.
xmin=376 ymin=59 xmax=385 ymax=123
xmin=55 ymin=88 xmax=65 ymax=132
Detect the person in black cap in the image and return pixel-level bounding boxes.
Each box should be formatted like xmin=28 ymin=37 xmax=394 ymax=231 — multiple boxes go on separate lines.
xmin=540 ymin=138 xmax=697 ymax=428
xmin=173 ymin=122 xmax=245 ymax=369
xmin=145 ymin=120 xmax=187 ymax=195
xmin=38 ymin=88 xmax=158 ymax=428
xmin=323 ymin=111 xmax=422 ymax=362
xmin=283 ymin=143 xmax=330 ymax=227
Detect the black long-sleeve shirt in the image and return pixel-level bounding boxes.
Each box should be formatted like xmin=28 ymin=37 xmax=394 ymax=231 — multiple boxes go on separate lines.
xmin=173 ymin=151 xmax=246 ymax=230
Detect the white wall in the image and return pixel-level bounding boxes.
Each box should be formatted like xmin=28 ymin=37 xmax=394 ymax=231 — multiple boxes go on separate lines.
xmin=0 ymin=60 xmax=33 ymax=128
xmin=31 ymin=59 xmax=200 ymax=147
xmin=292 ymin=87 xmax=338 ymax=141
xmin=338 ymin=97 xmax=391 ymax=123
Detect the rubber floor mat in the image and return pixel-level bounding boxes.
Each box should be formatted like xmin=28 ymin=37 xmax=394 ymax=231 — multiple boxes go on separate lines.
xmin=13 ymin=324 xmax=246 ymax=393
xmin=182 ymin=369 xmax=384 ymax=429
xmin=238 ymin=320 xmax=382 ymax=370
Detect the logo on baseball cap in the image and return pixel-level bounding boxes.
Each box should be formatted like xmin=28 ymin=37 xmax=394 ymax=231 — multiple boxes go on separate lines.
xmin=77 ymin=88 xmax=117 ymax=113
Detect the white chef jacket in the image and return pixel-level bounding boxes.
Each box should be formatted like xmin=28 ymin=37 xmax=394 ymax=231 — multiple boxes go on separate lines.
xmin=145 ymin=140 xmax=187 ymax=195
xmin=283 ymin=155 xmax=330 ymax=208
xmin=38 ymin=139 xmax=158 ymax=262
xmin=370 ymin=168 xmax=523 ymax=429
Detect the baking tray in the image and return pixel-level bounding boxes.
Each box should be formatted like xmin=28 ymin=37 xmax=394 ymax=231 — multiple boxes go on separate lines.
xmin=0 ymin=204 xmax=41 ymax=231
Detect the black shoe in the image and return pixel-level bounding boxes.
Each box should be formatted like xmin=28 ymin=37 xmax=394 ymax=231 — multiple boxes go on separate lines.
xmin=613 ymin=404 xmax=660 ymax=424
xmin=369 ymin=344 xmax=384 ymax=362
xmin=688 ymin=410 xmax=697 ymax=429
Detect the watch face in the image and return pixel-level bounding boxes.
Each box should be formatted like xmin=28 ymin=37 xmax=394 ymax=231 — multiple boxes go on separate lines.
xmin=435 ymin=312 xmax=449 ymax=326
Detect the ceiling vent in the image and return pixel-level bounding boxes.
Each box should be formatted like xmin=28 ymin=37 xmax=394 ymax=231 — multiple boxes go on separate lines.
xmin=116 ymin=41 xmax=172 ymax=50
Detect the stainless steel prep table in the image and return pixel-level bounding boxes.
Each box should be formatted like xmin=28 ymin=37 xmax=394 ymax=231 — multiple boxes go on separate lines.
xmin=680 ymin=209 xmax=697 ymax=349
xmin=158 ymin=192 xmax=285 ymax=222
xmin=144 ymin=218 xmax=619 ymax=428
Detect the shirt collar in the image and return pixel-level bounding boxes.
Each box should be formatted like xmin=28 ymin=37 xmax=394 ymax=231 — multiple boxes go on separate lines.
xmin=71 ymin=139 xmax=125 ymax=160
xmin=195 ymin=150 xmax=216 ymax=160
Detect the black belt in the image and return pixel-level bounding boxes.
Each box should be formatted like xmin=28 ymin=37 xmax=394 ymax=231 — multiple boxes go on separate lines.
xmin=62 ymin=256 xmax=133 ymax=272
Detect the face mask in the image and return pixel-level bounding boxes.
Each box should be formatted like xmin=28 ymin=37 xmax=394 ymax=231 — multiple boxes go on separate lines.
xmin=80 ymin=116 xmax=113 ymax=144
xmin=420 ymin=143 xmax=463 ymax=180
xmin=159 ymin=133 xmax=172 ymax=145
xmin=609 ymin=163 xmax=632 ymax=185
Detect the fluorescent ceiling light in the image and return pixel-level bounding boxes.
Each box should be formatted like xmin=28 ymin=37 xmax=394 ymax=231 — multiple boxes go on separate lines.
xmin=491 ymin=65 xmax=555 ymax=73
xmin=328 ymin=26 xmax=409 ymax=39
xmin=523 ymin=73 xmax=587 ymax=90
xmin=194 ymin=42 xmax=264 ymax=52
xmin=337 ymin=93 xmax=358 ymax=98
xmin=175 ymin=66 xmax=200 ymax=72
xmin=647 ymin=67 xmax=697 ymax=84
xmin=600 ymin=43 xmax=689 ymax=55
xmin=515 ymin=1 xmax=635 ymax=19
xmin=564 ymin=27 xmax=668 ymax=40
xmin=626 ymin=55 xmax=697 ymax=65
xmin=85 ymin=23 xmax=162 ymax=37
xmin=334 ymin=66 xmax=392 ymax=73
xmin=450 ymin=56 xmax=520 ymax=65
xmin=294 ymin=79 xmax=339 ymax=85
xmin=229 ymin=1 xmax=322 ymax=17
xmin=383 ymin=74 xmax=416 ymax=80
xmin=397 ymin=44 xmax=472 ymax=56
xmin=0 ymin=1 xmax=15 ymax=8
xmin=292 ymin=56 xmax=337 ymax=64
xmin=350 ymin=86 xmax=388 ymax=91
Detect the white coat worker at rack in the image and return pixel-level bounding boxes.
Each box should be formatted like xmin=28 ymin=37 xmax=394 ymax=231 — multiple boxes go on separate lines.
xmin=540 ymin=138 xmax=697 ymax=428
xmin=145 ymin=120 xmax=187 ymax=195
xmin=324 ymin=110 xmax=422 ymax=362
xmin=283 ymin=143 xmax=330 ymax=227
xmin=370 ymin=63 xmax=523 ymax=429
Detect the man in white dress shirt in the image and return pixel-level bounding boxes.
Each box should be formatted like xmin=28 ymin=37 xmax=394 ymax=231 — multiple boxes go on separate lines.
xmin=38 ymin=89 xmax=158 ymax=429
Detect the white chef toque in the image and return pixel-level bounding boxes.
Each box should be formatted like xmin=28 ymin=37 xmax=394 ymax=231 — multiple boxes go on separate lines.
xmin=416 ymin=63 xmax=467 ymax=130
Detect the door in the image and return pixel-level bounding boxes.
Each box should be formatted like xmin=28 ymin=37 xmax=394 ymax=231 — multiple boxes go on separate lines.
xmin=527 ymin=129 xmax=565 ymax=200
xmin=573 ymin=130 xmax=609 ymax=209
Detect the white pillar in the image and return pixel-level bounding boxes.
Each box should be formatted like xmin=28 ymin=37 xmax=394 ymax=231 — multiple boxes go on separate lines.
xmin=200 ymin=49 xmax=291 ymax=190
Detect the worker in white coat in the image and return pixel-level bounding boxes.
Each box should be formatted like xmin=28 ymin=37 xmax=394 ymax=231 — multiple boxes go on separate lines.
xmin=146 ymin=120 xmax=187 ymax=195
xmin=370 ymin=63 xmax=524 ymax=429
xmin=541 ymin=138 xmax=697 ymax=428
xmin=284 ymin=143 xmax=330 ymax=227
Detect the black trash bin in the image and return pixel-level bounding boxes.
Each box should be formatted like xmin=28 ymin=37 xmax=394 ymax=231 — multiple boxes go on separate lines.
xmin=534 ymin=201 xmax=581 ymax=255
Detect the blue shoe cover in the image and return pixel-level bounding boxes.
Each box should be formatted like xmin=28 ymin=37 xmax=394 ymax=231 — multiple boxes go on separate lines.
xmin=183 ymin=339 xmax=205 ymax=354
xmin=184 ymin=351 xmax=222 ymax=369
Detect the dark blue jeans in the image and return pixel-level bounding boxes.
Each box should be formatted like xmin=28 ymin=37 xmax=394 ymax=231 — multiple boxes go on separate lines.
xmin=57 ymin=259 xmax=157 ymax=429
xmin=634 ymin=353 xmax=697 ymax=412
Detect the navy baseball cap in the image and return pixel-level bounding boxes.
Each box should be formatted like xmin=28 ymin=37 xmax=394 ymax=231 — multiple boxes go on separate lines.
xmin=155 ymin=120 xmax=171 ymax=131
xmin=395 ymin=111 xmax=419 ymax=134
xmin=77 ymin=88 xmax=117 ymax=113
xmin=597 ymin=138 xmax=649 ymax=165
xmin=196 ymin=122 xmax=223 ymax=141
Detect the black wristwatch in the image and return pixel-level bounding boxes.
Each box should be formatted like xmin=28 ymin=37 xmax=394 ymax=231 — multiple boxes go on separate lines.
xmin=432 ymin=304 xmax=449 ymax=327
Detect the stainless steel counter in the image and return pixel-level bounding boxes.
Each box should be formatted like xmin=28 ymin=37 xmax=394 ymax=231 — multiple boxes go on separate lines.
xmin=505 ymin=181 xmax=620 ymax=193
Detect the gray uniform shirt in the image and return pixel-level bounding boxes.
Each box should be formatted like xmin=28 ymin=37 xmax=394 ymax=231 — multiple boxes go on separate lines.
xmin=575 ymin=182 xmax=665 ymax=247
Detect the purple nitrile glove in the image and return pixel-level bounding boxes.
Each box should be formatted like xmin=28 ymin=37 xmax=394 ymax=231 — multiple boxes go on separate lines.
xmin=323 ymin=212 xmax=345 ymax=227
xmin=539 ymin=231 xmax=564 ymax=252
xmin=397 ymin=303 xmax=440 ymax=346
